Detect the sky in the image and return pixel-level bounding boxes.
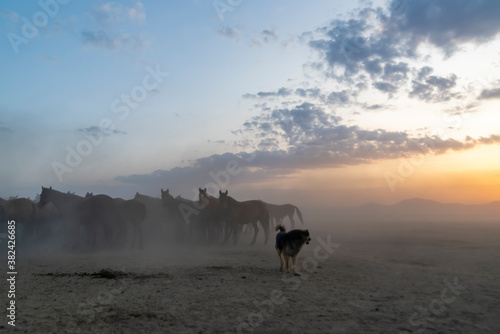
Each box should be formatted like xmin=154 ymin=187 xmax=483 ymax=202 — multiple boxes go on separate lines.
xmin=1 ymin=0 xmax=500 ymax=206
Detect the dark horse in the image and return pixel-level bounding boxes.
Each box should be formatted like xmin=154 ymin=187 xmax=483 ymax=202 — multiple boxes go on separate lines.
xmin=160 ymin=189 xmax=203 ymax=241
xmin=264 ymin=202 xmax=304 ymax=228
xmin=86 ymin=192 xmax=146 ymax=249
xmin=0 ymin=197 xmax=37 ymax=240
xmin=198 ymin=188 xmax=225 ymax=242
xmin=218 ymin=190 xmax=270 ymax=245
xmin=116 ymin=198 xmax=146 ymax=249
xmin=38 ymin=187 xmax=121 ymax=249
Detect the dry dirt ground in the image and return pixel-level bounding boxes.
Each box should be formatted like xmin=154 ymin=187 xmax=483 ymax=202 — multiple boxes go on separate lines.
xmin=1 ymin=220 xmax=499 ymax=333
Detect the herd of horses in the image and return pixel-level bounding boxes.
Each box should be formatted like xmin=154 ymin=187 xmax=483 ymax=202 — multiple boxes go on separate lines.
xmin=0 ymin=186 xmax=304 ymax=250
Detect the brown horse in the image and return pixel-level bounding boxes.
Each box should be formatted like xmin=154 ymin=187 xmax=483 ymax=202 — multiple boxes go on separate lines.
xmin=198 ymin=188 xmax=224 ymax=242
xmin=264 ymin=202 xmax=304 ymax=228
xmin=38 ymin=187 xmax=121 ymax=249
xmin=218 ymin=190 xmax=270 ymax=245
xmin=0 ymin=197 xmax=37 ymax=240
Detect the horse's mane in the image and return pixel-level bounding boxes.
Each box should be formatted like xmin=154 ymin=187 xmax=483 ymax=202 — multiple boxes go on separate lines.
xmin=44 ymin=188 xmax=83 ymax=201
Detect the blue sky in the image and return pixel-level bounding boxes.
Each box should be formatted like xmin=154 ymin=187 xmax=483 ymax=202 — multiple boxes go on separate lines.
xmin=1 ymin=0 xmax=500 ymax=205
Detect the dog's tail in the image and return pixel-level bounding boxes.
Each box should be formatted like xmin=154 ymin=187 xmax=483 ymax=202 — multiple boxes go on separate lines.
xmin=275 ymin=224 xmax=285 ymax=233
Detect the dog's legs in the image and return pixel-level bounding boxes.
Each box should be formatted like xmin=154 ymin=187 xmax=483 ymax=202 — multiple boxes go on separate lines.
xmin=275 ymin=246 xmax=283 ymax=271
xmin=283 ymin=254 xmax=290 ymax=273
xmin=292 ymin=254 xmax=300 ymax=276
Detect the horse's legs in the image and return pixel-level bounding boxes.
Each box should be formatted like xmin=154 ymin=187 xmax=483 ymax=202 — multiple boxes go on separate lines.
xmin=275 ymin=246 xmax=283 ymax=271
xmin=289 ymin=215 xmax=296 ymax=229
xmin=130 ymin=221 xmax=136 ymax=249
xmin=233 ymin=223 xmax=241 ymax=245
xmin=87 ymin=225 xmax=97 ymax=250
xmin=263 ymin=220 xmax=269 ymax=244
xmin=223 ymin=221 xmax=232 ymax=244
xmin=250 ymin=222 xmax=259 ymax=245
xmin=137 ymin=224 xmax=143 ymax=249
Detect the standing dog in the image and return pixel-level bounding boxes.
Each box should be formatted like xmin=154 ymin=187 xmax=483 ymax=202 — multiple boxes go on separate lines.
xmin=275 ymin=225 xmax=311 ymax=275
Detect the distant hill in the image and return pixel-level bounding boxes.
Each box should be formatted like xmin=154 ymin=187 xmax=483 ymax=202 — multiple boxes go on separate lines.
xmin=330 ymin=198 xmax=500 ymax=223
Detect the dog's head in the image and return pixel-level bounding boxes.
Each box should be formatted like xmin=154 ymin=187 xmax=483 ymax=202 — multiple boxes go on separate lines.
xmin=303 ymin=229 xmax=311 ymax=245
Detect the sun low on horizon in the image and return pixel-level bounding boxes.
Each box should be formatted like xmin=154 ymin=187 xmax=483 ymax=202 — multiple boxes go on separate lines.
xmin=1 ymin=0 xmax=500 ymax=208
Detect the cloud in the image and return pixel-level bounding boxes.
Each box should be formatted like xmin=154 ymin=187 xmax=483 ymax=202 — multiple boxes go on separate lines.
xmin=78 ymin=125 xmax=126 ymax=136
xmin=362 ymin=103 xmax=386 ymax=111
xmin=128 ymin=2 xmax=146 ymax=23
xmin=0 ymin=126 xmax=12 ymax=134
xmin=261 ymin=28 xmax=277 ymax=42
xmin=326 ymin=90 xmax=350 ymax=104
xmin=90 ymin=1 xmax=145 ymax=25
xmin=373 ymin=81 xmax=397 ymax=94
xmin=81 ymin=30 xmax=148 ymax=50
xmin=478 ymin=87 xmax=500 ymax=100
xmin=40 ymin=55 xmax=60 ymax=63
xmin=1 ymin=9 xmax=19 ymax=21
xmin=307 ymin=0 xmax=500 ymax=102
xmin=217 ymin=26 xmax=240 ymax=40
xmin=382 ymin=0 xmax=500 ymax=56
xmin=250 ymin=28 xmax=278 ymax=47
xmin=295 ymin=88 xmax=321 ymax=98
xmin=237 ymin=102 xmax=500 ymax=163
xmin=243 ymin=87 xmax=293 ymax=99
xmin=409 ymin=73 xmax=459 ymax=102
xmin=116 ymin=130 xmax=500 ymax=195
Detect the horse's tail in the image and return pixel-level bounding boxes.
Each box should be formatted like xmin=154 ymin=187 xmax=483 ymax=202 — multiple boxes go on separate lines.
xmin=294 ymin=206 xmax=304 ymax=224
xmin=275 ymin=224 xmax=285 ymax=233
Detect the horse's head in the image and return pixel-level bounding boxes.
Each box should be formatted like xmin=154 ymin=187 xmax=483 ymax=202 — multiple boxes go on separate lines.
xmin=161 ymin=188 xmax=173 ymax=207
xmin=38 ymin=186 xmax=53 ymax=207
xmin=85 ymin=192 xmax=93 ymax=198
xmin=199 ymin=187 xmax=210 ymax=201
xmin=218 ymin=190 xmax=229 ymax=210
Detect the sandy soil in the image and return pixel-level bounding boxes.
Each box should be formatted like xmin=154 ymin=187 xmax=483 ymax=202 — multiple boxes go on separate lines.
xmin=1 ymin=220 xmax=500 ymax=334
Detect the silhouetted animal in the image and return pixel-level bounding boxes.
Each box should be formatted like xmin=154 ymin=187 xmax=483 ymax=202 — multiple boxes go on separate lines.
xmin=0 ymin=197 xmax=37 ymax=240
xmin=198 ymin=188 xmax=225 ymax=242
xmin=275 ymin=225 xmax=311 ymax=275
xmin=135 ymin=192 xmax=175 ymax=242
xmin=38 ymin=187 xmax=121 ymax=249
xmin=265 ymin=202 xmax=304 ymax=228
xmin=160 ymin=189 xmax=203 ymax=241
xmin=218 ymin=190 xmax=270 ymax=245
xmin=115 ymin=198 xmax=146 ymax=249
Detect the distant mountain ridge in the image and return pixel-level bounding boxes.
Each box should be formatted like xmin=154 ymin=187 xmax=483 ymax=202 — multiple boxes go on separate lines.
xmin=334 ymin=198 xmax=500 ymax=223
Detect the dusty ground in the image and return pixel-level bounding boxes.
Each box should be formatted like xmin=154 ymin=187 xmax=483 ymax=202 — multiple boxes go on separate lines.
xmin=1 ymin=220 xmax=500 ymax=333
